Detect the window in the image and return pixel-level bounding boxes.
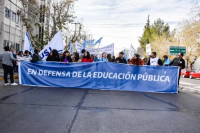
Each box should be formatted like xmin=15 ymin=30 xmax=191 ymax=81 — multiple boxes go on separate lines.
xmin=12 ymin=11 xmax=16 ymax=22
xmin=15 ymin=43 xmax=20 ymax=52
xmin=5 ymin=7 xmax=10 ymax=18
xmin=16 ymin=14 xmax=19 ymax=23
xmin=3 ymin=40 xmax=7 ymax=47
xmin=6 ymin=41 xmax=10 ymax=46
xmin=10 ymin=42 xmax=15 ymax=49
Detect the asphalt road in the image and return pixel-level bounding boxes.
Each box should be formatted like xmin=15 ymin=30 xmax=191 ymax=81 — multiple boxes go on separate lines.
xmin=0 ymin=79 xmax=200 ymax=133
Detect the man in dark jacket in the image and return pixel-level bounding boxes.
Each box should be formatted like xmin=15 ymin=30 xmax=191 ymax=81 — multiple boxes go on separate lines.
xmin=115 ymin=52 xmax=127 ymax=64
xmin=169 ymin=53 xmax=185 ymax=86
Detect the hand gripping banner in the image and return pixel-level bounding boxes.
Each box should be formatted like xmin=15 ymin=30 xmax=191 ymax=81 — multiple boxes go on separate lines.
xmin=19 ymin=61 xmax=179 ymax=93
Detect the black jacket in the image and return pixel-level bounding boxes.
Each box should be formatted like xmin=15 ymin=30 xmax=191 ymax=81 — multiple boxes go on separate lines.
xmin=115 ymin=57 xmax=127 ymax=64
xmin=31 ymin=54 xmax=42 ymax=63
xmin=169 ymin=57 xmax=185 ymax=69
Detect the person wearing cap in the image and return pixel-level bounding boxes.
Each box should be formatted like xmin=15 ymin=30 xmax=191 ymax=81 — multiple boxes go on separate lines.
xmin=94 ymin=52 xmax=108 ymax=62
xmin=115 ymin=52 xmax=127 ymax=64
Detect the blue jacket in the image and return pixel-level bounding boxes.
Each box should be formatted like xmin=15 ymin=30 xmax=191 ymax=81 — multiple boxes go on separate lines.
xmin=94 ymin=57 xmax=108 ymax=62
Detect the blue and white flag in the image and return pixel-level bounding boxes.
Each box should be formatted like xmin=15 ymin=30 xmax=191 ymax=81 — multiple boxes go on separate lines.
xmin=124 ymin=49 xmax=128 ymax=60
xmin=39 ymin=31 xmax=64 ymax=61
xmin=129 ymin=44 xmax=136 ymax=59
xmin=94 ymin=37 xmax=103 ymax=46
xmin=85 ymin=39 xmax=95 ymax=46
xmin=69 ymin=42 xmax=73 ymax=54
xmin=23 ymin=32 xmax=34 ymax=55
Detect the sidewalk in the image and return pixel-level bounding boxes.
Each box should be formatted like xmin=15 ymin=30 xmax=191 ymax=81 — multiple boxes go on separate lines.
xmin=0 ymin=69 xmax=18 ymax=81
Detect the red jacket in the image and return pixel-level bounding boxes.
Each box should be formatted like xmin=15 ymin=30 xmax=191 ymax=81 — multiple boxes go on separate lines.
xmin=81 ymin=58 xmax=93 ymax=62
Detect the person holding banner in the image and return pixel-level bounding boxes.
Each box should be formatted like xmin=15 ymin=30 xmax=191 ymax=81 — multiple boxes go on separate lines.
xmin=81 ymin=51 xmax=93 ymax=62
xmin=147 ymin=52 xmax=163 ymax=66
xmin=61 ymin=50 xmax=72 ymax=63
xmin=115 ymin=52 xmax=127 ymax=64
xmin=46 ymin=50 xmax=60 ymax=62
xmin=107 ymin=54 xmax=113 ymax=62
xmin=94 ymin=52 xmax=108 ymax=62
xmin=31 ymin=49 xmax=42 ymax=63
xmin=71 ymin=52 xmax=80 ymax=62
xmin=130 ymin=54 xmax=144 ymax=66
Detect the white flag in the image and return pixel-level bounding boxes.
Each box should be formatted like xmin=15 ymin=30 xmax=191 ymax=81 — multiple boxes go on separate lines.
xmin=23 ymin=32 xmax=34 ymax=55
xmin=129 ymin=44 xmax=136 ymax=59
xmin=39 ymin=31 xmax=64 ymax=61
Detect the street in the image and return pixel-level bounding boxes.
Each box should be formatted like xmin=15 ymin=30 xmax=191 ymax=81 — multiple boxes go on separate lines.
xmin=0 ymin=78 xmax=200 ymax=133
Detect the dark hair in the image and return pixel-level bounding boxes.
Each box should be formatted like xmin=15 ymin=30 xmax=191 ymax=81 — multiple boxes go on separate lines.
xmin=102 ymin=52 xmax=107 ymax=57
xmin=18 ymin=51 xmax=22 ymax=56
xmin=180 ymin=53 xmax=184 ymax=56
xmin=83 ymin=51 xmax=91 ymax=59
xmin=24 ymin=50 xmax=29 ymax=55
xmin=112 ymin=56 xmax=115 ymax=59
xmin=4 ymin=46 xmax=9 ymax=51
xmin=34 ymin=49 xmax=39 ymax=54
xmin=81 ymin=49 xmax=86 ymax=54
xmin=47 ymin=49 xmax=60 ymax=61
xmin=62 ymin=50 xmax=71 ymax=62
xmin=73 ymin=52 xmax=79 ymax=62
xmin=163 ymin=55 xmax=168 ymax=59
xmin=152 ymin=52 xmax=156 ymax=56
xmin=134 ymin=54 xmax=140 ymax=66
xmin=107 ymin=54 xmax=112 ymax=62
xmin=119 ymin=52 xmax=124 ymax=55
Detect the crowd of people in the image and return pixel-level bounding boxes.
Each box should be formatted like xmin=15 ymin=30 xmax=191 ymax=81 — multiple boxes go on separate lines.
xmin=0 ymin=46 xmax=185 ymax=86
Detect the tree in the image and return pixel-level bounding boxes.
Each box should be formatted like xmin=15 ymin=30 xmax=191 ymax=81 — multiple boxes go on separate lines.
xmin=19 ymin=0 xmax=77 ymax=50
xmin=138 ymin=16 xmax=170 ymax=55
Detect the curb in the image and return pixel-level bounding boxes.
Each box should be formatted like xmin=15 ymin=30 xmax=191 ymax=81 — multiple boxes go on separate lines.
xmin=0 ymin=75 xmax=19 ymax=81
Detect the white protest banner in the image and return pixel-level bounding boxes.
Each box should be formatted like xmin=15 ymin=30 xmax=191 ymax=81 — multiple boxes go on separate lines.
xmin=146 ymin=44 xmax=151 ymax=56
xmin=39 ymin=31 xmax=64 ymax=61
xmin=76 ymin=42 xmax=114 ymax=57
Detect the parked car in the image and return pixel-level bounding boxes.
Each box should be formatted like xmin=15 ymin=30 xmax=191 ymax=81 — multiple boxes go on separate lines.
xmin=181 ymin=69 xmax=191 ymax=78
xmin=190 ymin=70 xmax=200 ymax=79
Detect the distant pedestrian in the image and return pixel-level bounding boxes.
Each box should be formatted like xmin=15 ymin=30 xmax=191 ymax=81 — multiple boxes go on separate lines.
xmin=10 ymin=48 xmax=17 ymax=71
xmin=130 ymin=54 xmax=144 ymax=66
xmin=115 ymin=52 xmax=127 ymax=64
xmin=169 ymin=53 xmax=185 ymax=86
xmin=147 ymin=52 xmax=163 ymax=66
xmin=81 ymin=51 xmax=93 ymax=62
xmin=59 ymin=52 xmax=63 ymax=60
xmin=0 ymin=46 xmax=18 ymax=85
xmin=163 ymin=55 xmax=171 ymax=66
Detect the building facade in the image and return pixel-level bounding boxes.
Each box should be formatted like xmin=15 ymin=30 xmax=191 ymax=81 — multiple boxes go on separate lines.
xmin=0 ymin=0 xmax=25 ymax=54
xmin=0 ymin=0 xmax=52 ymax=54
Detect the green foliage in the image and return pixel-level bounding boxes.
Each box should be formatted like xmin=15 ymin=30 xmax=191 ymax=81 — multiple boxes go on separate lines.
xmin=138 ymin=16 xmax=170 ymax=53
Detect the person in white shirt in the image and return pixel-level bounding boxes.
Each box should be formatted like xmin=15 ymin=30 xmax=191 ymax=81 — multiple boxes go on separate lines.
xmin=147 ymin=52 xmax=163 ymax=66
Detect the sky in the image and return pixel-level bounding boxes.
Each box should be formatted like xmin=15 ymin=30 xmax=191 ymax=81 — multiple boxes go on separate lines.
xmin=74 ymin=0 xmax=193 ymax=55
